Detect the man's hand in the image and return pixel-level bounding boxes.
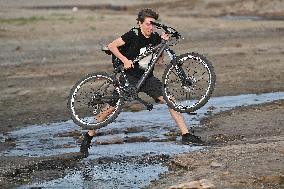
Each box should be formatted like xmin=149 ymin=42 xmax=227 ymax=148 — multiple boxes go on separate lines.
xmin=123 ymin=59 xmax=134 ymax=70
xmin=161 ymin=32 xmax=169 ymax=40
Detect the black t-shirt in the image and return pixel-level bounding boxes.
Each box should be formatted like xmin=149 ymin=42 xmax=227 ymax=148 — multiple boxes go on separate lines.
xmin=120 ymin=27 xmax=161 ymax=77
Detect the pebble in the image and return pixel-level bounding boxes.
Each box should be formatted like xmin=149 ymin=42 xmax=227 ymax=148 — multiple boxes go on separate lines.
xmin=169 ymin=179 xmax=215 ymax=189
xmin=210 ymin=161 xmax=222 ymax=168
xmin=95 ymin=136 xmax=124 ymax=145
xmin=72 ymin=7 xmax=78 ymax=12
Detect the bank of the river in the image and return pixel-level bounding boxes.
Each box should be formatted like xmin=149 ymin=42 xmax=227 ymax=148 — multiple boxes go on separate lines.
xmin=147 ymin=100 xmax=284 ymax=189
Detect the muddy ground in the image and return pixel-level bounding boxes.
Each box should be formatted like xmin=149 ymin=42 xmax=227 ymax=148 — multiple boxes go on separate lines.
xmin=147 ymin=100 xmax=284 ymax=189
xmin=0 ymin=0 xmax=284 ymax=188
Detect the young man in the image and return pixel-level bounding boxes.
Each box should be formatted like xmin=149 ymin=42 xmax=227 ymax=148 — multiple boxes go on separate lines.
xmin=80 ymin=8 xmax=203 ymax=156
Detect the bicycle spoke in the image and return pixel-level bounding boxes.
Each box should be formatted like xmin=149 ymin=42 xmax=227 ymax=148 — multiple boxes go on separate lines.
xmin=68 ymin=73 xmax=123 ymax=129
xmin=163 ymin=52 xmax=215 ymax=113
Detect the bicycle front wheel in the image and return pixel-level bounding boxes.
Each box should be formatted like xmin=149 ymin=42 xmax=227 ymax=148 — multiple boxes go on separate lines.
xmin=68 ymin=72 xmax=123 ymax=130
xmin=162 ymin=52 xmax=216 ymax=113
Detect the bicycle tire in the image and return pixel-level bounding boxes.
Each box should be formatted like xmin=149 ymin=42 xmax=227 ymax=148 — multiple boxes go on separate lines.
xmin=162 ymin=52 xmax=216 ymax=113
xmin=68 ymin=72 xmax=123 ymax=130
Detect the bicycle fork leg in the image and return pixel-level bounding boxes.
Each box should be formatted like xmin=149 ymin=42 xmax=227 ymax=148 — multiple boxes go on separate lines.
xmin=174 ymin=64 xmax=192 ymax=87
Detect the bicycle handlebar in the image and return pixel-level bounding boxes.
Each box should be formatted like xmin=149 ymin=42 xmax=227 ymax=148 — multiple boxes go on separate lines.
xmin=150 ymin=21 xmax=181 ymax=40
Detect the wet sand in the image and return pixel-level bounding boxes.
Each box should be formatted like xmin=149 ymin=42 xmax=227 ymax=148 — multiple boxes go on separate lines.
xmin=0 ymin=0 xmax=284 ymax=188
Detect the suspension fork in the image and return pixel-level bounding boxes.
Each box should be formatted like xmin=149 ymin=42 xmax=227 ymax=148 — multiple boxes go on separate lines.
xmin=175 ymin=64 xmax=192 ymax=86
xmin=168 ymin=50 xmax=192 ymax=87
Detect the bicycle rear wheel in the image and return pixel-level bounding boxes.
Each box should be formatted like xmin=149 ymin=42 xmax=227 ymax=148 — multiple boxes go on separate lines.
xmin=162 ymin=52 xmax=216 ymax=113
xmin=68 ymin=72 xmax=123 ymax=129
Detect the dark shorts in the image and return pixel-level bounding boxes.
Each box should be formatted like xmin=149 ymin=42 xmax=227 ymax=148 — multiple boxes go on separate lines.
xmin=127 ymin=75 xmax=163 ymax=102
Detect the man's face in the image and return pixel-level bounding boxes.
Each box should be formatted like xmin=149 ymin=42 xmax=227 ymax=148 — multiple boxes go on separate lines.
xmin=139 ymin=17 xmax=155 ymax=37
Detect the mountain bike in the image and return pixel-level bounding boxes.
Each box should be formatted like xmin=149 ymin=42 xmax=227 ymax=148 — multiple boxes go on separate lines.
xmin=68 ymin=21 xmax=216 ymax=130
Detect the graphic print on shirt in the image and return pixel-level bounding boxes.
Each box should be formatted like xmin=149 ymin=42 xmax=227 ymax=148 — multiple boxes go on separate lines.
xmin=138 ymin=47 xmax=152 ymax=70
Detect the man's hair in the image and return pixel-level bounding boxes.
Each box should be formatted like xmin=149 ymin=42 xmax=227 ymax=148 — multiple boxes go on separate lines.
xmin=136 ymin=8 xmax=159 ymax=23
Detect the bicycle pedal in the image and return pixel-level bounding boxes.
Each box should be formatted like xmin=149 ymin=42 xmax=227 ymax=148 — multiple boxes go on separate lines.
xmin=187 ymin=112 xmax=197 ymax=115
xmin=146 ymin=104 xmax=153 ymax=111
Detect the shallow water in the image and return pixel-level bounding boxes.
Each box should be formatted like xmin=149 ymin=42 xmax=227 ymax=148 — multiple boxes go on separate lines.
xmin=2 ymin=92 xmax=283 ymax=189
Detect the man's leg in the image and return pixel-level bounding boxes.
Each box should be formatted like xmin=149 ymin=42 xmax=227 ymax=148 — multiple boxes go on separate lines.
xmin=157 ymin=96 xmax=189 ymax=134
xmin=80 ymin=131 xmax=94 ymax=156
xmin=80 ymin=105 xmax=115 ymax=156
xmin=95 ymin=104 xmax=116 ymax=122
xmin=157 ymin=96 xmax=203 ymax=144
xmin=168 ymin=108 xmax=190 ymax=135
xmin=87 ymin=104 xmax=116 ymax=138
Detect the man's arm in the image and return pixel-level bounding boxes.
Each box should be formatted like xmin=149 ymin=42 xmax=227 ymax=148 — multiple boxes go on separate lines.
xmin=108 ymin=37 xmax=134 ymax=69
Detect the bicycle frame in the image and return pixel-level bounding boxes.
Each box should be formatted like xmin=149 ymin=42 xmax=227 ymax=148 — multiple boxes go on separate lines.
xmin=108 ymin=22 xmax=194 ymax=109
xmin=69 ymin=21 xmax=215 ymax=128
xmin=118 ymin=39 xmax=179 ymax=93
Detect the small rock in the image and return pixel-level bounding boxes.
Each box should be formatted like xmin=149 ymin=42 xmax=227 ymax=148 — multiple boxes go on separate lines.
xmin=222 ymin=171 xmax=230 ymax=176
xmin=15 ymin=46 xmax=22 ymax=51
xmin=41 ymin=57 xmax=47 ymax=63
xmin=62 ymin=144 xmax=75 ymax=148
xmin=125 ymin=127 xmax=143 ymax=134
xmin=210 ymin=161 xmax=222 ymax=168
xmin=124 ymin=136 xmax=149 ymax=143
xmin=123 ymin=102 xmax=144 ymax=112
xmin=164 ymin=132 xmax=179 ymax=137
xmin=169 ymin=179 xmax=215 ymax=189
xmin=169 ymin=181 xmax=200 ymax=189
xmin=207 ymin=106 xmax=216 ymax=110
xmin=235 ymin=43 xmax=242 ymax=48
xmin=96 ymin=136 xmax=124 ymax=145
xmin=72 ymin=7 xmax=78 ymax=12
xmin=128 ymin=103 xmax=144 ymax=112
xmin=199 ymin=179 xmax=216 ymax=189
xmin=56 ymin=130 xmax=81 ymax=138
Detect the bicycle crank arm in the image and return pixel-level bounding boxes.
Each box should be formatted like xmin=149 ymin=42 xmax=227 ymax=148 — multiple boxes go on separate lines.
xmin=146 ymin=104 xmax=153 ymax=111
